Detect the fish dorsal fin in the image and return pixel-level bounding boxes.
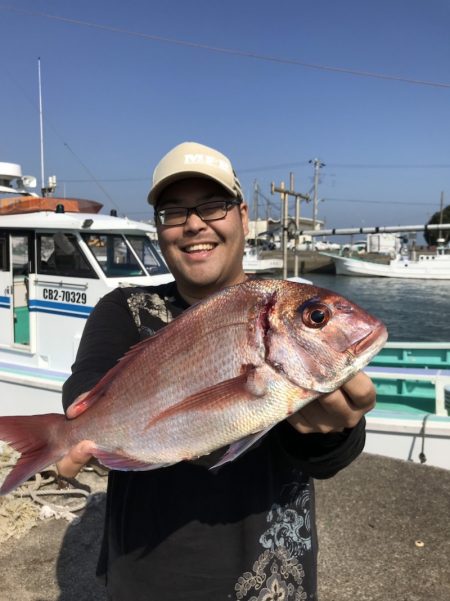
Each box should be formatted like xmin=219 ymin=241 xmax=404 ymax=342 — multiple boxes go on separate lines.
xmin=65 ymin=334 xmax=163 ymax=418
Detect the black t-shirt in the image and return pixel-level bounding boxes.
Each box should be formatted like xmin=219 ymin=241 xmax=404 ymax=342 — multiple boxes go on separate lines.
xmin=63 ymin=282 xmax=366 ymax=601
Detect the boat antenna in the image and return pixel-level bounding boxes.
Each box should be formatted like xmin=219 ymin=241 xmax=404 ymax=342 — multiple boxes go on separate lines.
xmin=38 ymin=57 xmax=46 ymax=197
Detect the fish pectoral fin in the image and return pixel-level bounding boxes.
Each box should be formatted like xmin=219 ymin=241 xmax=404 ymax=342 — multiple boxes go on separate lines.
xmin=94 ymin=447 xmax=173 ymax=472
xmin=210 ymin=426 xmax=274 ymax=469
xmin=146 ymin=366 xmax=267 ymax=430
xmin=66 ymin=389 xmax=106 ymax=419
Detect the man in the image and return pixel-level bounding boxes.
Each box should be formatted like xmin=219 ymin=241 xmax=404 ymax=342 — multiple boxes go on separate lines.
xmin=59 ymin=141 xmax=376 ymax=600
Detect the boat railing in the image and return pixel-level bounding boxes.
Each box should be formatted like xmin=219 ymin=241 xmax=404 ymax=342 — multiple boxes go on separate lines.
xmin=365 ymin=366 xmax=450 ymax=416
xmin=370 ymin=341 xmax=450 ymax=369
xmin=34 ymin=278 xmax=89 ymax=290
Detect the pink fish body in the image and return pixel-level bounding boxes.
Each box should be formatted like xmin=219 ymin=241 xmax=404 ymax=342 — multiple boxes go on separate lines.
xmin=0 ymin=279 xmax=387 ymax=494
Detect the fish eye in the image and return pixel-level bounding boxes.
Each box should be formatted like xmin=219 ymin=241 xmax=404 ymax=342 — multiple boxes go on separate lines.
xmin=300 ymin=301 xmax=331 ymax=329
xmin=311 ymin=309 xmax=326 ymax=323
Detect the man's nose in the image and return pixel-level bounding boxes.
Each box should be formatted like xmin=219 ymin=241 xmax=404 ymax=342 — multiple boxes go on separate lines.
xmin=183 ymin=208 xmax=207 ymax=231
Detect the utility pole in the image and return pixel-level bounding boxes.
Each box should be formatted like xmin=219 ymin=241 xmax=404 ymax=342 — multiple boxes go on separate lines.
xmin=271 ymin=174 xmax=310 ymax=279
xmin=438 ymin=191 xmax=444 ymax=245
xmin=252 ymin=180 xmax=259 ymax=246
xmin=309 ymin=158 xmax=325 ymax=249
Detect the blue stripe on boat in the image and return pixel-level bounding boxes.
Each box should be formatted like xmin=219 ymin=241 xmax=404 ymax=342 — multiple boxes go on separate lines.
xmin=28 ymin=299 xmax=93 ymax=318
xmin=0 ymin=361 xmax=69 ymax=381
xmin=0 ymin=295 xmax=11 ymax=308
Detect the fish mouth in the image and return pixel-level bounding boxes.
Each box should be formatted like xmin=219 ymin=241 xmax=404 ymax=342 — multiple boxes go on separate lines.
xmin=352 ymin=323 xmax=388 ymax=357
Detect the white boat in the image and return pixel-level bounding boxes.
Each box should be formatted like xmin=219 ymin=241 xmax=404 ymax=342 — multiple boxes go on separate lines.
xmin=364 ymin=342 xmax=450 ymax=470
xmin=322 ymin=245 xmax=450 ymax=279
xmin=243 ymin=246 xmax=283 ymax=274
xmin=0 ymin=163 xmax=173 ymax=416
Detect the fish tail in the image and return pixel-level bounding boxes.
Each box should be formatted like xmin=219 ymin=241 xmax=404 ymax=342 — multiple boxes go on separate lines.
xmin=0 ymin=414 xmax=67 ymax=495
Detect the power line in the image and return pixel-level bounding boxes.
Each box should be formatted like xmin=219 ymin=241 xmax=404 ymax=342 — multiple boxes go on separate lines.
xmin=1 ymin=4 xmax=450 ymax=89
xmin=328 ymin=163 xmax=450 ymax=169
xmin=55 ymin=161 xmax=450 ymax=183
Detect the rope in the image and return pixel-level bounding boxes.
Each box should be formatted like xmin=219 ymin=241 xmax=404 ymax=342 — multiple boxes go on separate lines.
xmin=1 ymin=445 xmax=107 ymax=541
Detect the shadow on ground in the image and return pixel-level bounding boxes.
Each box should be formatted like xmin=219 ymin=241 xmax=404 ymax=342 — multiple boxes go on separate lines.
xmin=55 ymin=492 xmax=107 ymax=601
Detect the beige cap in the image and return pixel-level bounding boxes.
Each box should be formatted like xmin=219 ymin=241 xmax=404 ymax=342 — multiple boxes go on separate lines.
xmin=147 ymin=141 xmax=244 ymax=206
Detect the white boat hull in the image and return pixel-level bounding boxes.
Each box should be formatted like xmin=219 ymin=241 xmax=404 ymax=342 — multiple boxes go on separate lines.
xmin=365 ymin=411 xmax=450 ymax=470
xmin=243 ymin=254 xmax=283 ymax=274
xmin=325 ymin=253 xmax=450 ymax=279
xmin=0 ymin=375 xmax=64 ymax=415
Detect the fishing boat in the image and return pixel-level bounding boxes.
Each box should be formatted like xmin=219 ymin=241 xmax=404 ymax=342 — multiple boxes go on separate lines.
xmin=365 ymin=341 xmax=450 ymax=470
xmin=242 ymin=245 xmax=283 ymax=274
xmin=323 ymin=245 xmax=450 ymax=279
xmin=319 ymin=226 xmax=450 ymax=279
xmin=0 ymin=162 xmax=173 ymax=417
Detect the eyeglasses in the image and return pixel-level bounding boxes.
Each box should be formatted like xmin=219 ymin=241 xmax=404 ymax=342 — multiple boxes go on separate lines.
xmin=156 ymin=198 xmax=241 ymax=226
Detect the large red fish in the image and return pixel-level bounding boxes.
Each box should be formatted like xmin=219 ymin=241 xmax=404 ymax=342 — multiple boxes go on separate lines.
xmin=0 ymin=279 xmax=387 ymax=495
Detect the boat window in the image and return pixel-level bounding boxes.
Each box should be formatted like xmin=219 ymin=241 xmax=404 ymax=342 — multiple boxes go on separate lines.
xmin=37 ymin=233 xmax=97 ymax=278
xmin=0 ymin=235 xmax=8 ymax=271
xmin=12 ymin=235 xmax=30 ymax=276
xmin=126 ymin=235 xmax=170 ymax=275
xmin=82 ymin=233 xmax=145 ymax=277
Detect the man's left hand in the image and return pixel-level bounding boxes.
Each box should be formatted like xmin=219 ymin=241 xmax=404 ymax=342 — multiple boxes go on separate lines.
xmin=287 ymin=371 xmax=376 ymax=434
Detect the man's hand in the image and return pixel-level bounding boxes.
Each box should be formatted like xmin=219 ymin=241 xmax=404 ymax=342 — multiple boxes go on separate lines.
xmin=56 ymin=440 xmax=94 ymax=479
xmin=287 ymin=371 xmax=376 ymax=434
xmin=56 ymin=392 xmax=94 ymax=479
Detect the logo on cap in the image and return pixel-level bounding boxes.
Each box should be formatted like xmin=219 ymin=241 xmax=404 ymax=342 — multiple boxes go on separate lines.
xmin=184 ymin=154 xmax=231 ymax=173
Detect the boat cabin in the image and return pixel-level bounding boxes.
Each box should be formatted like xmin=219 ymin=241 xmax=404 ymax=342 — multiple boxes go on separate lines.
xmin=0 ymin=192 xmax=173 ymax=415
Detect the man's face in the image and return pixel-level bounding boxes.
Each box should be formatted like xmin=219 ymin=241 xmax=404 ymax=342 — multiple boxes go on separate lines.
xmin=156 ymin=177 xmax=249 ymax=302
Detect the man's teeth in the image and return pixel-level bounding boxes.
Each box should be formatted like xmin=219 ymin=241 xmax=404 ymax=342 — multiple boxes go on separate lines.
xmin=185 ymin=243 xmax=215 ymax=252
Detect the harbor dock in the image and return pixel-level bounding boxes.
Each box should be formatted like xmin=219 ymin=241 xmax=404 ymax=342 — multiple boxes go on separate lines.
xmin=0 ymin=452 xmax=448 ymax=600
xmin=262 ymin=249 xmax=334 ymax=274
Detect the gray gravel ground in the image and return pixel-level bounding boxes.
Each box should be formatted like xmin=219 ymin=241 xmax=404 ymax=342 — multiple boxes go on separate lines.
xmin=0 ymin=453 xmax=449 ymax=601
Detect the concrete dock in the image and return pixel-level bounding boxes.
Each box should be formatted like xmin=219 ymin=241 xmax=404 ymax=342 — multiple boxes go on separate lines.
xmin=0 ymin=453 xmax=449 ymax=600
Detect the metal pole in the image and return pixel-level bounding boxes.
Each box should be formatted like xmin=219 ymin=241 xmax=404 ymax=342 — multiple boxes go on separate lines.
xmin=309 ymin=158 xmax=325 ymax=249
xmin=289 ymin=173 xmax=299 ymax=278
xmin=38 ymin=57 xmax=45 ymax=196
xmin=438 ymin=191 xmax=444 ymax=242
xmin=272 ymin=178 xmax=310 ymax=278
xmin=294 ymin=194 xmax=301 ymax=277
xmin=253 ymin=180 xmax=259 ymax=247
xmin=312 ymin=161 xmax=319 ymax=245
xmin=296 ymin=223 xmax=450 ymax=237
xmin=280 ymin=182 xmax=288 ymax=279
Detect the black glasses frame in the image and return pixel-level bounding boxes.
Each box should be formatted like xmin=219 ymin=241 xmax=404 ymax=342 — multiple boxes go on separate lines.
xmin=155 ymin=198 xmax=241 ymax=226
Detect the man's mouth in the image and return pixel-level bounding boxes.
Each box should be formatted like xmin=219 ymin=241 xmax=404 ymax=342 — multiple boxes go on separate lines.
xmin=183 ymin=243 xmax=217 ymax=254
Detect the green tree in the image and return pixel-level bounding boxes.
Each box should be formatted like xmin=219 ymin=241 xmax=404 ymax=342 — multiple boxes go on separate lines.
xmin=424 ymin=205 xmax=450 ymax=246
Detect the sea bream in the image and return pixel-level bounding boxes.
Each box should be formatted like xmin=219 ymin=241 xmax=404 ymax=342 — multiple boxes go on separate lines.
xmin=0 ymin=279 xmax=387 ymax=495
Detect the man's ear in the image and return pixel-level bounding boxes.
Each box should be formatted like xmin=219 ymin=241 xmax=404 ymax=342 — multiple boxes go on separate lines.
xmin=240 ymin=202 xmax=249 ymax=236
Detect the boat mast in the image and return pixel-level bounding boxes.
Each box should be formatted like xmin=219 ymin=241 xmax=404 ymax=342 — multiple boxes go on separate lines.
xmin=438 ymin=191 xmax=444 ymax=242
xmin=38 ymin=57 xmax=45 ymax=197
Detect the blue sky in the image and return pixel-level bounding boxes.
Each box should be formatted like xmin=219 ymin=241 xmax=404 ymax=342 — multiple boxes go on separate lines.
xmin=1 ymin=0 xmax=449 ymax=238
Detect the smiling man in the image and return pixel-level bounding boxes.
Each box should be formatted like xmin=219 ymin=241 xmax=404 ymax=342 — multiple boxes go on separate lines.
xmin=60 ymin=141 xmax=376 ymax=601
